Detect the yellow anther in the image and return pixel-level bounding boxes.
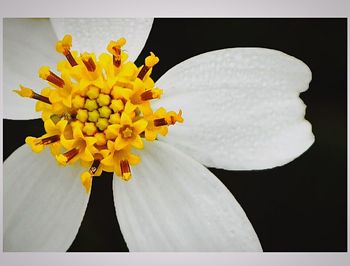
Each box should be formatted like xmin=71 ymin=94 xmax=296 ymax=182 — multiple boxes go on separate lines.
xmin=110 ymin=99 xmax=124 ymax=112
xmin=166 ymin=110 xmax=184 ymax=125
xmin=107 ymin=38 xmax=126 ymax=68
xmin=98 ymin=106 xmax=112 ymax=118
xmin=72 ymin=95 xmax=85 ymax=109
xmin=140 ymin=88 xmax=163 ymax=101
xmin=95 ymin=132 xmax=107 ymax=146
xmin=86 ymin=86 xmax=100 ymax=99
xmin=25 ymin=137 xmax=45 ymax=153
xmin=88 ymin=110 xmax=100 ymax=122
xmin=80 ymin=171 xmax=92 ymax=193
xmin=38 ymin=66 xmax=51 ymax=79
xmin=83 ymin=122 xmax=97 ymax=136
xmin=14 ymin=85 xmax=52 ymax=104
xmin=14 ymin=85 xmax=34 ymax=98
xmin=145 ymin=52 xmax=159 ymax=67
xmin=84 ymin=99 xmax=98 ymax=111
xmin=96 ymin=118 xmax=109 ymax=131
xmin=107 ymin=38 xmax=126 ymax=57
xmin=97 ymin=94 xmax=111 ymax=106
xmin=39 ymin=66 xmax=65 ymax=88
xmin=109 ymin=113 xmax=120 ymax=124
xmin=77 ymin=109 xmax=88 ymax=122
xmin=56 ymin=154 xmax=68 ymax=165
xmin=56 ymin=34 xmax=72 ymax=54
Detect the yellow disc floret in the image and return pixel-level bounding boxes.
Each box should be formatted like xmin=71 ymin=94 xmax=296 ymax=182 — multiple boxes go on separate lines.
xmin=15 ymin=34 xmax=183 ymax=192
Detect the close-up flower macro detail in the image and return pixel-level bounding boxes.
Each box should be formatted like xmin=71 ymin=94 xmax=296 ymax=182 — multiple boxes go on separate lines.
xmin=3 ymin=18 xmax=317 ymax=252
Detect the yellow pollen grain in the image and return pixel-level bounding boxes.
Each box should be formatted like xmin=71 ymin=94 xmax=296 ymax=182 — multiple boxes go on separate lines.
xmin=88 ymin=110 xmax=100 ymax=122
xmin=86 ymin=86 xmax=100 ymax=99
xmin=96 ymin=118 xmax=109 ymax=131
xmin=99 ymin=106 xmax=112 ymax=118
xmin=84 ymin=99 xmax=98 ymax=111
xmin=76 ymin=109 xmax=88 ymax=122
xmin=83 ymin=122 xmax=97 ymax=136
xmin=72 ymin=95 xmax=85 ymax=109
xmin=97 ymin=94 xmax=111 ymax=106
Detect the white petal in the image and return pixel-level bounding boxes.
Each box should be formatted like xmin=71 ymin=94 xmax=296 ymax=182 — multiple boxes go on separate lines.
xmin=156 ymin=48 xmax=315 ymax=170
xmin=4 ymin=145 xmax=89 ymax=251
xmin=113 ymin=141 xmax=262 ymax=251
xmin=4 ymin=18 xmax=62 ymax=120
xmin=50 ymin=18 xmax=153 ymax=62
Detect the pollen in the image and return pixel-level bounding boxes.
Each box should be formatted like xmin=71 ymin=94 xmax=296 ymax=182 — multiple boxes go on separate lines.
xmin=16 ymin=34 xmax=183 ymax=191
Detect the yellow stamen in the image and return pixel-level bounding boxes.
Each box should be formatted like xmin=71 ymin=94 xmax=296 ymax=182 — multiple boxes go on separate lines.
xmin=56 ymin=148 xmax=79 ymax=165
xmin=138 ymin=52 xmax=159 ymax=80
xmin=120 ymin=159 xmax=131 ymax=181
xmin=14 ymin=85 xmax=51 ymax=104
xmin=81 ymin=53 xmax=96 ymax=72
xmin=56 ymin=34 xmax=78 ymax=66
xmin=107 ymin=38 xmax=126 ymax=68
xmin=140 ymin=88 xmax=163 ymax=101
xmin=39 ymin=66 xmax=65 ymax=88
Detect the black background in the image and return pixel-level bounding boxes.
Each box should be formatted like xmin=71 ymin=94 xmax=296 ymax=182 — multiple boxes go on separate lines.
xmin=3 ymin=18 xmax=347 ymax=252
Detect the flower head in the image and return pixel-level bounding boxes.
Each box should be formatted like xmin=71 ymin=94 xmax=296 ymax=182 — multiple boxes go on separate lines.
xmin=15 ymin=34 xmax=183 ymax=191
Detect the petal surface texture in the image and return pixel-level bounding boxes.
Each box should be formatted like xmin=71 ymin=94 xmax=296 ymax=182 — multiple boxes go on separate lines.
xmin=50 ymin=18 xmax=153 ymax=62
xmin=113 ymin=141 xmax=262 ymax=251
xmin=4 ymin=145 xmax=89 ymax=251
xmin=4 ymin=18 xmax=62 ymax=120
xmin=156 ymin=48 xmax=315 ymax=170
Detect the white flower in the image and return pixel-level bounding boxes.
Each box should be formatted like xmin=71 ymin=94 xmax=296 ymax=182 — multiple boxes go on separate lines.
xmin=3 ymin=18 xmax=314 ymax=251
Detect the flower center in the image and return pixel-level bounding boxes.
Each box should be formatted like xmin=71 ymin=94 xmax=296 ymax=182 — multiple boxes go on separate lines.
xmin=15 ymin=34 xmax=184 ymax=193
